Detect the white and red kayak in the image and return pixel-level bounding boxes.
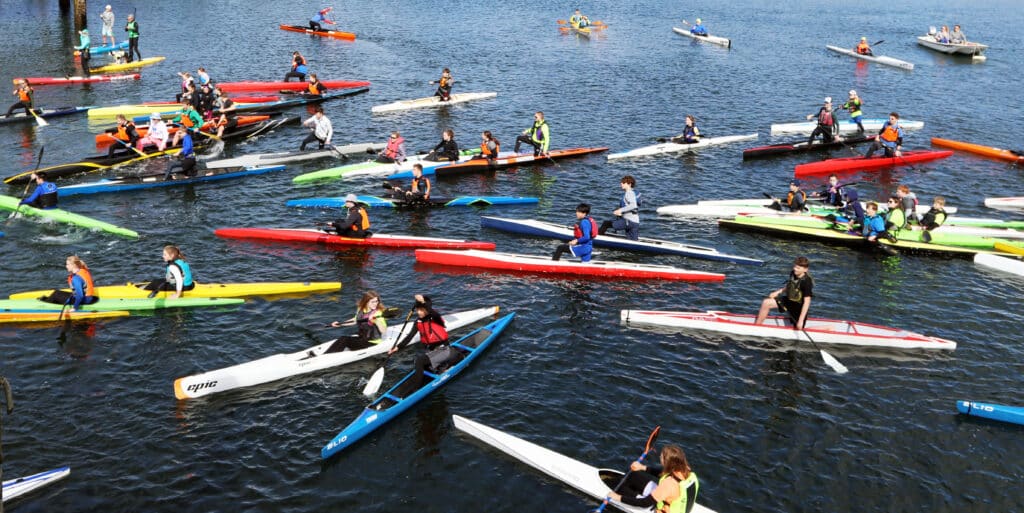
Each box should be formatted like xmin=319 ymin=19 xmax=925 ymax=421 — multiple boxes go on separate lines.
xmin=416 ymin=249 xmax=725 ymax=282
xmin=984 ymin=197 xmax=1024 ymax=211
xmin=620 ymin=310 xmax=956 ymax=350
xmin=217 ymin=79 xmax=370 ymax=93
xmin=215 ymin=227 xmax=495 ymax=250
xmin=16 ymin=74 xmax=140 ymax=86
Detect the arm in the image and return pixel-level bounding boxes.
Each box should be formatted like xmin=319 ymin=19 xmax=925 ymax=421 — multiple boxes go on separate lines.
xmin=323 ymin=118 xmax=333 ymax=144
xmin=617 ymin=190 xmax=637 ymax=216
xmin=540 ymin=124 xmax=550 ymax=153
xmin=576 ymin=220 xmax=595 ymax=245
xmin=167 ymin=264 xmax=185 ymax=299
xmin=424 ymin=178 xmax=431 ymax=198
xmin=70 ymin=275 xmax=87 ymax=310
xmin=796 ymin=296 xmax=812 ymax=328
xmin=20 ymin=186 xmax=42 ymax=205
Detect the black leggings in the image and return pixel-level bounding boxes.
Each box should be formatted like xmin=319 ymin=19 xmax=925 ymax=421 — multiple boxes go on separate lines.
xmin=309 ymin=21 xmax=323 ymax=31
xmin=301 ymin=133 xmax=325 ymax=150
xmin=5 ymin=101 xmax=33 ymax=117
xmin=514 ymin=135 xmax=541 ymax=155
xmin=324 ymin=335 xmax=376 ymax=353
xmin=283 ymin=70 xmax=306 ymax=82
xmin=143 ymin=280 xmax=196 ymax=292
xmin=127 ymin=37 xmax=141 ymax=62
xmin=165 ymin=156 xmax=197 ymax=179
xmin=808 ymin=125 xmax=836 ymax=145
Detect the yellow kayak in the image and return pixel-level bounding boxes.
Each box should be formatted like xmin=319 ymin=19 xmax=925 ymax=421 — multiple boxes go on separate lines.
xmin=0 ymin=310 xmax=130 ymax=324
xmin=90 ymin=56 xmax=166 ymax=73
xmin=995 ymin=241 xmax=1024 ymax=256
xmin=9 ymin=281 xmax=342 ymax=300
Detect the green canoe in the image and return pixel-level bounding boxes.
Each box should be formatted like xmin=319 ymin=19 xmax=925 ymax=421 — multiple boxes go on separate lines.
xmin=0 ymin=194 xmax=138 ymax=238
xmin=0 ymin=297 xmax=244 ymax=312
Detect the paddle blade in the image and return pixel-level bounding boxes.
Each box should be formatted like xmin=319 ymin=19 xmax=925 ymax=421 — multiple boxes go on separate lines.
xmin=34 ymin=112 xmax=49 ymax=127
xmin=820 ymin=350 xmax=849 ymax=374
xmin=643 ymin=425 xmax=661 ymax=455
xmin=362 ymin=366 xmax=385 ymax=396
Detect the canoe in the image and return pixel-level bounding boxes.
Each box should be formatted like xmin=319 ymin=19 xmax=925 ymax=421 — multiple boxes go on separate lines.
xmin=292 ymin=148 xmax=482 ymax=184
xmin=217 ymin=79 xmax=369 ymax=93
xmin=278 ymin=24 xmax=356 ymax=41
xmin=956 ymin=401 xmax=1024 ymax=426
xmin=174 ymin=306 xmax=499 ymax=399
xmin=607 ymin=134 xmax=756 ymax=161
xmin=621 ymin=310 xmax=956 ymax=350
xmin=416 ymin=249 xmax=726 ymax=282
xmin=96 ymin=115 xmax=271 ymax=146
xmin=391 ymin=147 xmax=610 ymax=179
xmin=57 ymin=165 xmax=287 ymax=196
xmin=372 ymin=92 xmax=498 ymax=113
xmin=743 ymin=135 xmax=876 ymax=160
xmin=0 ymin=194 xmax=137 ymax=238
xmin=480 ymin=216 xmax=763 ymax=265
xmin=672 ymin=26 xmax=731 ymax=48
xmin=321 ymin=313 xmax=514 ymax=458
xmin=204 ymin=143 xmax=384 ymax=168
xmin=0 ymin=310 xmax=129 ymax=324
xmin=771 ymin=119 xmax=924 ymax=136
xmin=2 ymin=466 xmax=70 ymax=504
xmin=794 ymin=150 xmax=953 ymax=177
xmin=0 ymin=297 xmax=243 ymax=313
xmin=215 ymin=227 xmax=496 ymax=250
xmin=17 ymin=73 xmax=139 ymax=86
xmin=825 ymin=44 xmax=914 ymax=70
xmin=453 ymin=415 xmax=718 ymax=513
xmin=916 ymin=36 xmax=988 ymax=60
xmin=974 ymin=253 xmax=1024 ymax=278
xmin=995 ymin=241 xmax=1024 ymax=256
xmin=90 ymin=56 xmax=165 ymax=73
xmin=10 ymin=281 xmax=340 ymax=301
xmin=288 ymin=195 xmax=539 ymax=209
xmin=931 ymin=137 xmax=1022 ymax=163
xmin=0 ymin=106 xmax=94 ymax=125
xmin=984 ymin=197 xmax=1024 ymax=211
xmin=73 ymin=41 xmax=128 ymax=57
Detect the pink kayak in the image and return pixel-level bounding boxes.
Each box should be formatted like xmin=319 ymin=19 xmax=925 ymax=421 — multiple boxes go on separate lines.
xmin=217 ymin=80 xmax=371 ymax=93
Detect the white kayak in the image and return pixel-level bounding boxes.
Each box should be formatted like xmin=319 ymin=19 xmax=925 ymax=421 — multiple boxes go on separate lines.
xmin=371 ymin=92 xmax=498 ymax=113
xmin=826 ymin=45 xmax=914 ymax=70
xmin=453 ymin=415 xmax=718 ymax=513
xmin=606 ymin=134 xmax=757 ymax=161
xmin=975 ymin=253 xmax=1024 ymax=278
xmin=621 ymin=310 xmax=957 ymax=350
xmin=173 ymin=306 xmax=499 ymax=399
xmin=672 ymin=27 xmax=731 ymax=48
xmin=203 ymin=143 xmax=385 ymax=169
xmin=984 ymin=197 xmax=1024 ymax=211
xmin=3 ymin=466 xmax=70 ymax=504
xmin=658 ymin=199 xmax=957 ymax=217
xmin=770 ymin=119 xmax=924 ymax=136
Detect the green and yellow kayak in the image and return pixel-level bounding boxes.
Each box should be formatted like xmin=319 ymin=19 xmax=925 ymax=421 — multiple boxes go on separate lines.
xmin=0 ymin=310 xmax=130 ymax=324
xmin=9 ymin=281 xmax=342 ymax=300
xmin=0 ymin=194 xmax=138 ymax=238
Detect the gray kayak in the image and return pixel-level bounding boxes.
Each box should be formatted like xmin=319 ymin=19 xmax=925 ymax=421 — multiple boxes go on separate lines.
xmin=203 ymin=143 xmax=385 ymax=169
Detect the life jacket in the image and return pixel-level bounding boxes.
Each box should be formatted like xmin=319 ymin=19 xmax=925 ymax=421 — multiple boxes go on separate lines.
xmin=307 ymin=81 xmax=325 ymax=95
xmin=784 ymin=272 xmax=812 ymax=303
xmin=351 ymin=206 xmax=370 ymax=230
xmin=856 ymin=42 xmax=871 ymax=54
xmin=36 ymin=182 xmax=59 ymax=208
xmin=116 ymin=121 xmax=136 ymax=140
xmin=682 ymin=124 xmax=699 ymax=142
xmin=885 ymin=207 xmax=907 ymax=232
xmin=530 ymin=120 xmax=547 ymax=142
xmin=818 ymin=109 xmax=834 ymax=126
xmin=880 ymin=122 xmax=901 ymax=142
xmin=384 ymin=136 xmax=404 ymax=158
xmin=416 ymin=314 xmax=448 ymax=346
xmin=844 ymin=98 xmax=862 ymax=117
xmin=411 ymin=175 xmax=430 ymax=194
xmin=180 ymin=110 xmax=198 ymax=129
xmin=167 ymin=258 xmax=194 ymax=287
xmin=17 ymin=88 xmax=31 ymax=102
xmin=439 ymin=75 xmax=451 ymax=88
xmin=920 ymin=208 xmax=946 ymax=230
xmin=69 ymin=268 xmax=96 ymax=297
xmin=356 ymin=307 xmax=384 ymax=342
xmin=785 ymin=190 xmax=807 ymax=209
xmin=656 ymin=472 xmax=699 ymax=513
xmin=481 ymin=140 xmax=499 ymax=157
xmin=573 ymin=216 xmax=598 ymax=240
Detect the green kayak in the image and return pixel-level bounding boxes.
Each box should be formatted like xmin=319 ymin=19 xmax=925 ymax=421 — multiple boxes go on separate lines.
xmin=0 ymin=194 xmax=138 ymax=238
xmin=292 ymin=148 xmax=481 ymax=184
xmin=0 ymin=297 xmax=244 ymax=312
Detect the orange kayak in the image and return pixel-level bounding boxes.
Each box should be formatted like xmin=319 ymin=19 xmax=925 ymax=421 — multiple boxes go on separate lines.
xmin=95 ymin=115 xmax=270 ymax=147
xmin=931 ymin=137 xmax=1023 ymax=163
xmin=279 ymin=24 xmax=356 ymax=40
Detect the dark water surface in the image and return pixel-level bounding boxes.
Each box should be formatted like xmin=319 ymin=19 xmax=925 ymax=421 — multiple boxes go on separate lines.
xmin=1 ymin=0 xmax=1022 ymax=511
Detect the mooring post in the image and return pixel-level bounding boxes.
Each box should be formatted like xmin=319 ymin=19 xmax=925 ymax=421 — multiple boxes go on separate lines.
xmin=0 ymin=377 xmax=14 ymax=513
xmin=73 ymin=0 xmax=88 ymax=32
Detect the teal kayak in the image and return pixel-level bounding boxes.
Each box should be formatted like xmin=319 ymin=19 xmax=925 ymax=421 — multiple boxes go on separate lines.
xmin=0 ymin=194 xmax=138 ymax=238
xmin=0 ymin=297 xmax=244 ymax=312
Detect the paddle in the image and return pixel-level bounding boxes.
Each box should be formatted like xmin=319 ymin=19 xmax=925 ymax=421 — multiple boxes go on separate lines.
xmin=6 ymin=147 xmax=45 ymax=224
xmin=326 ymin=306 xmax=402 ymax=328
xmin=28 ymin=107 xmax=49 ymax=127
xmin=593 ymin=425 xmax=661 ymax=513
xmin=110 ymin=135 xmax=148 ymax=157
xmin=802 ymin=329 xmax=849 ymax=374
xmin=361 ymin=306 xmax=416 ymax=396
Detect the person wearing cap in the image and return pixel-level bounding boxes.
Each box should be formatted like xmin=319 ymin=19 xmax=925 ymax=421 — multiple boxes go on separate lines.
xmin=163 ymin=129 xmax=196 ymax=180
xmin=124 ymin=13 xmax=141 ymax=63
xmin=690 ymin=18 xmax=708 ymax=36
xmin=107 ymin=114 xmax=140 ymax=157
xmin=670 ymin=114 xmax=701 ymax=144
xmin=755 ymin=256 xmax=813 ymax=328
xmin=5 ymin=80 xmax=36 ymax=118
xmin=284 ymin=51 xmax=308 ymax=82
xmin=552 ymin=203 xmax=597 ymax=262
xmin=855 ymin=37 xmax=872 ymax=55
xmin=326 ymin=194 xmax=371 ymax=238
xmin=19 ymin=172 xmax=59 ymax=210
xmin=599 ymin=175 xmax=641 ymax=240
xmin=772 ymin=180 xmax=807 ymax=212
xmin=136 ymin=112 xmax=168 ymax=151
xmin=805 ymin=97 xmax=838 ymax=145
xmin=841 ymin=90 xmax=864 ymax=134
xmin=430 ymin=68 xmax=453 ymax=102
xmin=387 ymin=294 xmax=454 ymax=394
xmin=300 ymin=106 xmax=333 ymax=151
xmin=99 ymin=5 xmax=115 ymax=46
xmin=310 ymin=7 xmax=336 ymax=31
xmin=74 ymin=29 xmax=91 ymax=65
xmin=864 ymin=112 xmax=903 ymax=158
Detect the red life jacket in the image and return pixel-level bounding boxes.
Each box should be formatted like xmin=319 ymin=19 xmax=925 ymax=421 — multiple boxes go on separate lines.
xmin=384 ymin=136 xmax=404 ymax=158
xmin=818 ymin=109 xmax=834 ymax=126
xmin=416 ymin=316 xmax=448 ymax=346
xmin=573 ymin=216 xmax=598 ymax=239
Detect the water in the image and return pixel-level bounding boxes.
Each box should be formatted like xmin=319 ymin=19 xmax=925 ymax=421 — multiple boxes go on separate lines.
xmin=1 ymin=0 xmax=1023 ymax=511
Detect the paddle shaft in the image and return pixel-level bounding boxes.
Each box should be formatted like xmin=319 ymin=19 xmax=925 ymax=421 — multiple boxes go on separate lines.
xmin=594 ymin=425 xmax=661 ymax=513
xmin=802 ymin=329 xmax=849 ymax=374
xmin=7 ymin=147 xmax=46 ymax=223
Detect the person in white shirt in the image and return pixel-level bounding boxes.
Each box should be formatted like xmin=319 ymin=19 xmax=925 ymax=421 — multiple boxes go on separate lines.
xmin=136 ymin=112 xmax=169 ymax=151
xmin=300 ymin=106 xmax=333 ymax=150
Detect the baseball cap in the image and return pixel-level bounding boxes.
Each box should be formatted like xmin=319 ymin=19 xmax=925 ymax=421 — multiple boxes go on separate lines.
xmin=849 ymin=90 xmax=857 ymax=96
xmin=824 ymin=97 xmax=832 ymax=103
xmin=790 ymin=179 xmax=802 ymax=186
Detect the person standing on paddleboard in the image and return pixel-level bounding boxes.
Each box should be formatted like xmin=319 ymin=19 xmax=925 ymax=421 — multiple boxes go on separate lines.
xmin=5 ymin=80 xmax=36 ymax=118
xmin=387 ymin=294 xmax=453 ymax=393
xmin=755 ymin=256 xmax=813 ymax=328
xmin=325 ymin=291 xmax=389 ymax=352
xmin=552 ymin=203 xmax=596 ymax=262
xmin=300 ymin=106 xmax=333 ymax=150
xmin=124 ymin=13 xmax=141 ymax=63
xmin=514 ymin=111 xmax=550 ymax=157
xmin=74 ymin=29 xmax=91 ymax=66
xmin=607 ymin=445 xmax=700 ymax=513
xmin=144 ymin=245 xmax=195 ymax=299
xmin=326 ymin=194 xmax=371 ymax=238
xmin=599 ymin=175 xmax=640 ymax=240
xmin=19 ymin=172 xmax=58 ymax=210
xmin=842 ymin=90 xmax=864 ymax=134
xmin=806 ymin=97 xmax=838 ymax=145
xmin=100 ymin=5 xmax=115 ymax=46
xmin=864 ymin=112 xmax=903 ymax=158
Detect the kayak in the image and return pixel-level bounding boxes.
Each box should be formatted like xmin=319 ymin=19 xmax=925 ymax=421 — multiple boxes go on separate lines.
xmin=974 ymin=253 xmax=1024 ymax=278
xmin=73 ymin=41 xmax=128 ymax=57
xmin=0 ymin=297 xmax=243 ymax=313
xmin=2 ymin=466 xmax=70 ymax=504
xmin=956 ymin=401 xmax=1024 ymax=426
xmin=278 ymin=24 xmax=356 ymax=41
xmin=917 ymin=36 xmax=988 ymax=61
xmin=215 ymin=227 xmax=496 ymax=250
xmin=0 ymin=106 xmax=94 ymax=125
xmin=10 ymin=281 xmax=340 ymax=301
xmin=321 ymin=313 xmax=514 ymax=459
xmin=656 ymin=204 xmax=1018 ymax=228
xmin=416 ymin=249 xmax=727 ymax=282
xmin=292 ymin=148 xmax=482 ymax=184
xmin=287 ymin=195 xmax=540 ymax=209
xmin=372 ymin=92 xmax=498 ymax=113
xmin=480 ymin=216 xmax=763 ymax=265
xmin=672 ymin=26 xmax=731 ymax=48
xmin=794 ymin=150 xmax=953 ymax=177
xmin=391 ymin=148 xmax=610 ymax=179
xmin=0 ymin=194 xmax=138 ymax=238
xmin=452 ymin=415 xmax=718 ymax=513
xmin=96 ymin=115 xmax=271 ymax=146
xmin=217 ymin=79 xmax=370 ymax=93
xmin=607 ymin=134 xmax=756 ymax=161
xmin=931 ymin=137 xmax=1023 ymax=163
xmin=88 ymin=99 xmax=276 ymax=118
xmin=174 ymin=306 xmax=499 ymax=400
xmin=90 ymin=56 xmax=165 ymax=73
xmin=743 ymin=135 xmax=876 ymax=160
xmin=204 ymin=143 xmax=384 ymax=168
xmin=984 ymin=197 xmax=1024 ymax=211
xmin=17 ymin=73 xmax=139 ymax=86
xmin=826 ymin=44 xmax=914 ymax=70
xmin=57 ymin=165 xmax=288 ymax=196
xmin=663 ymin=198 xmax=959 ymax=216
xmin=128 ymin=89 xmax=367 ymax=124
xmin=995 ymin=241 xmax=1024 ymax=256
xmin=771 ymin=119 xmax=924 ymax=136
xmin=0 ymin=310 xmax=129 ymax=324
xmin=621 ymin=310 xmax=956 ymax=350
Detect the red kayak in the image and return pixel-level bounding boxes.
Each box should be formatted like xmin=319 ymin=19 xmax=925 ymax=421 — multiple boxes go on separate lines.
xmin=15 ymin=74 xmax=140 ymax=86
xmin=794 ymin=150 xmax=953 ymax=177
xmin=215 ymin=227 xmax=495 ymax=250
xmin=434 ymin=147 xmax=610 ymax=177
xmin=217 ymin=80 xmax=371 ymax=93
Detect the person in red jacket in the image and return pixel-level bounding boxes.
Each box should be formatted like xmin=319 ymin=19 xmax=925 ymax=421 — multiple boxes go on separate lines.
xmin=389 ymin=294 xmax=455 ymax=392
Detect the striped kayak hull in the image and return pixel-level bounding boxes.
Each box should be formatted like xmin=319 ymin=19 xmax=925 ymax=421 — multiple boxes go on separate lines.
xmin=672 ymin=27 xmax=731 ymax=48
xmin=957 ymin=401 xmax=1024 ymax=426
xmin=2 ymin=466 xmax=70 ymax=504
xmin=0 ymin=297 xmax=243 ymax=312
xmin=771 ymin=118 xmax=924 ymax=136
xmin=57 ymin=165 xmax=287 ymax=196
xmin=794 ymin=150 xmax=953 ymax=177
xmin=278 ymin=24 xmax=356 ymax=41
xmin=607 ymin=134 xmax=755 ymax=160
xmin=293 ymin=148 xmax=482 ymax=184
xmin=215 ymin=227 xmax=496 ymax=250
xmin=0 ymin=106 xmax=93 ymax=125
xmin=0 ymin=194 xmax=138 ymax=238
xmin=10 ymin=281 xmax=341 ymax=301
xmin=217 ymin=79 xmax=369 ymax=93
xmin=932 ymin=137 xmax=1024 ymax=163
xmin=90 ymin=56 xmax=165 ymax=73
xmin=321 ymin=313 xmax=514 ymax=459
xmin=372 ymin=92 xmax=497 ymax=113
xmin=17 ymin=73 xmax=139 ymax=86
xmin=389 ymin=148 xmax=609 ymax=179
xmin=0 ymin=310 xmax=129 ymax=324
xmin=287 ymin=195 xmax=539 ymax=209
xmin=975 ymin=253 xmax=1024 ymax=278
xmin=204 ymin=143 xmax=384 ymax=168
xmin=826 ymin=45 xmax=914 ymax=70
xmin=743 ymin=135 xmax=876 ymax=159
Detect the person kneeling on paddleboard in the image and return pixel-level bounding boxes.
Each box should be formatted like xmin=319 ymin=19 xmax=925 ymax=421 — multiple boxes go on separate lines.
xmin=19 ymin=172 xmax=59 ymax=210
xmin=284 ymin=51 xmax=308 ymax=82
xmin=755 ymin=256 xmax=813 ymax=329
xmin=326 ymin=194 xmax=371 ymax=238
xmin=552 ymin=203 xmax=596 ymax=262
xmin=607 ymin=445 xmax=700 ymax=513
xmin=144 ymin=245 xmax=195 ymax=299
xmin=300 ymin=107 xmax=333 ymax=151
xmin=426 ymin=128 xmax=459 ymax=161
xmin=5 ymin=80 xmax=36 ymax=118
xmin=324 ymin=290 xmax=389 ymax=353
xmin=806 ymin=97 xmax=838 ymax=145
xmin=864 ymin=112 xmax=903 ymax=158
xmin=386 ymin=295 xmax=456 ymax=394
xmin=599 ymin=175 xmax=641 ymax=240
xmin=670 ymin=115 xmax=701 ymax=144
xmin=41 ymin=256 xmax=99 ymax=311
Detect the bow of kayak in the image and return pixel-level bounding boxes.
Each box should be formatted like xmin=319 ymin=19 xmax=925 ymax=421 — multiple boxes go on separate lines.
xmin=0 ymin=297 xmax=243 ymax=312
xmin=932 ymin=137 xmax=1024 ymax=163
xmin=2 ymin=466 xmax=71 ymax=503
xmin=956 ymin=400 xmax=1024 ymax=426
xmin=0 ymin=310 xmax=130 ymax=324
xmin=793 ymin=150 xmax=953 ymax=177
xmin=90 ymin=56 xmax=165 ymax=73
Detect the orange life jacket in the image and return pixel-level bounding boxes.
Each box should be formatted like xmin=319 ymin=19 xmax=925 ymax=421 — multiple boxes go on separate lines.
xmin=481 ymin=140 xmax=500 ymax=157
xmin=856 ymin=42 xmax=871 ymax=54
xmin=352 ymin=207 xmax=370 ymax=230
xmin=439 ymin=75 xmax=451 ymax=88
xmin=880 ymin=123 xmax=900 ymax=142
xmin=307 ymin=81 xmax=324 ymax=95
xmin=116 ymin=121 xmax=135 ymax=139
xmin=17 ymin=88 xmax=31 ymax=102
xmin=68 ymin=268 xmax=96 ymax=297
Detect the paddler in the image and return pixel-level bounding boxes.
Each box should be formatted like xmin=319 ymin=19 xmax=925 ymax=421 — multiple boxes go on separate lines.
xmin=833 ymin=188 xmax=865 ymax=230
xmin=309 ymin=7 xmax=336 ymax=31
xmin=569 ymin=9 xmax=589 ymax=28
xmin=107 ymin=114 xmax=140 ymax=157
xmin=387 ymin=294 xmax=453 ymax=393
xmin=325 ymin=194 xmax=371 ymax=238
xmin=136 ymin=112 xmax=168 ymax=151
xmin=41 ymin=256 xmax=99 ymax=311
xmin=74 ymin=29 xmax=91 ymax=66
xmin=19 ymin=172 xmax=58 ymax=210
xmin=305 ymin=73 xmax=328 ymax=96
xmin=163 ymin=129 xmax=197 ymax=179
xmin=552 ymin=203 xmax=596 ymax=262
xmin=860 ymin=201 xmax=887 ymax=242
xmin=810 ymin=174 xmax=845 ymax=207
xmin=599 ymin=175 xmax=640 ymax=240
xmin=324 ymin=291 xmax=389 ymax=352
xmin=4 ymin=79 xmax=36 ymax=118
xmin=284 ymin=51 xmax=308 ymax=82
xmin=755 ymin=256 xmax=813 ymax=328
xmin=916 ymin=196 xmax=947 ymax=231
xmin=430 ymin=68 xmax=453 ymax=102
xmin=606 ymin=445 xmax=700 ymax=513
xmin=300 ymin=106 xmax=333 ymax=151
xmin=170 ymin=103 xmax=203 ymax=147
xmin=855 ymin=36 xmax=872 ymax=55
xmin=670 ymin=115 xmax=701 ymax=144
xmin=402 ymin=164 xmax=432 ymax=202
xmin=376 ymin=131 xmax=406 ymax=164
xmin=212 ymin=87 xmax=237 ymax=137
xmin=427 ymin=128 xmax=459 ymax=161
xmin=144 ymin=245 xmax=195 ymax=299
xmin=770 ymin=179 xmax=807 ymax=212
xmin=99 ymin=5 xmax=115 ymax=46
xmin=690 ymin=18 xmax=708 ymax=36
xmin=475 ymin=130 xmax=500 ymax=164
xmin=805 ymin=97 xmax=838 ymax=145
xmin=863 ymin=112 xmax=903 ymax=158
xmin=124 ymin=13 xmax=141 ymax=63
xmin=841 ymin=90 xmax=864 ymax=134
xmin=514 ymin=111 xmax=550 ymax=157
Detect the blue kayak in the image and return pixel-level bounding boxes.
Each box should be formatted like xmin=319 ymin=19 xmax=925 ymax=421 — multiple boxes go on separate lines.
xmin=957 ymin=400 xmax=1024 ymax=426
xmin=78 ymin=41 xmax=129 ymax=56
xmin=321 ymin=312 xmax=515 ymax=459
xmin=287 ymin=194 xmax=539 ymax=209
xmin=130 ymin=87 xmax=369 ymax=123
xmin=58 ymin=165 xmax=287 ymax=197
xmin=0 ymin=106 xmax=95 ymax=125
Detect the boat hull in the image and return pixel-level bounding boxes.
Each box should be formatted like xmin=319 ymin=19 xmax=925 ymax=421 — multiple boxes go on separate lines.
xmin=607 ymin=134 xmax=756 ymax=160
xmin=372 ymin=92 xmax=497 ymax=113
xmin=288 ymin=195 xmax=539 ymax=209
xmin=794 ymin=150 xmax=953 ymax=177
xmin=917 ymin=36 xmax=987 ymax=59
xmin=215 ymin=227 xmax=496 ymax=250
xmin=2 ymin=466 xmax=71 ymax=503
xmin=826 ymin=45 xmax=914 ymax=70
xmin=932 ymin=137 xmax=1023 ymax=163
xmin=957 ymin=401 xmax=1024 ymax=426
xmin=278 ymin=24 xmax=356 ymax=41
xmin=771 ymin=119 xmax=924 ymax=135
xmin=10 ymin=281 xmax=341 ymax=300
xmin=672 ymin=27 xmax=731 ymax=47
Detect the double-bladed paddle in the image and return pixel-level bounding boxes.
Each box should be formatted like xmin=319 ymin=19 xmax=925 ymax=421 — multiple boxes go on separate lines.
xmin=592 ymin=425 xmax=661 ymax=513
xmin=361 ymin=306 xmax=416 ymax=396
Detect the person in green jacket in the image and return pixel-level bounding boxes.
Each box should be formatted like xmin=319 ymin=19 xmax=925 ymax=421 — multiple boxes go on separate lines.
xmin=513 ymin=111 xmax=550 ymax=157
xmin=170 ymin=103 xmax=203 ymax=147
xmin=74 ymin=29 xmax=91 ymax=65
xmin=124 ymin=13 xmax=141 ymax=63
xmin=842 ymin=90 xmax=864 ymax=134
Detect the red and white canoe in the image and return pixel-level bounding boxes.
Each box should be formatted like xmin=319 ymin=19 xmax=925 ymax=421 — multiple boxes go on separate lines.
xmin=217 ymin=80 xmax=370 ymax=93
xmin=620 ymin=310 xmax=957 ymax=350
xmin=15 ymin=73 xmax=140 ymax=86
xmin=416 ymin=249 xmax=725 ymax=282
xmin=215 ymin=227 xmax=495 ymax=250
xmin=794 ymin=150 xmax=953 ymax=177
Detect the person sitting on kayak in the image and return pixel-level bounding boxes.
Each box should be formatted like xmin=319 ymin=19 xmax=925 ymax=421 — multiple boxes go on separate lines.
xmin=569 ymin=9 xmax=589 ymax=28
xmin=950 ymin=25 xmax=967 ymax=44
xmin=212 ymin=88 xmax=238 ymax=137
xmin=163 ymin=129 xmax=197 ymax=179
xmin=552 ymin=203 xmax=596 ymax=262
xmin=324 ymin=290 xmax=388 ymax=352
xmin=74 ymin=29 xmax=91 ymax=66
xmin=475 ymin=130 xmax=500 ymax=164
xmin=896 ymin=184 xmax=919 ymax=225
xmin=107 ymin=114 xmax=140 ymax=157
xmin=388 ymin=294 xmax=454 ymax=393
xmin=860 ymin=201 xmax=887 ymax=241
xmin=171 ymin=103 xmax=203 ymax=147
xmin=599 ymin=175 xmax=640 ymax=240
xmin=431 ymin=68 xmax=453 ymax=102
xmin=195 ymin=83 xmax=216 ymax=119
xmin=671 ymin=115 xmax=701 ymax=144
xmin=137 ymin=112 xmax=168 ymax=151
xmin=305 ymin=73 xmax=328 ymax=96
xmin=426 ymin=128 xmax=459 ymax=161
xmin=606 ymin=445 xmax=700 ymax=513
xmin=284 ymin=51 xmax=308 ymax=82
xmin=386 ymin=164 xmax=432 ymax=203
xmin=914 ymin=196 xmax=947 ymax=233
xmin=300 ymin=106 xmax=333 ymax=151
xmin=882 ymin=196 xmax=908 ymax=241
xmin=326 ymin=194 xmax=371 ymax=238
xmin=811 ymin=174 xmax=845 ymax=207
xmin=41 ymin=256 xmax=100 ymax=311
xmin=376 ymin=131 xmax=406 ymax=164
xmin=5 ymin=80 xmax=36 ymax=118
xmin=755 ymin=256 xmax=813 ymax=328
xmin=806 ymin=97 xmax=838 ymax=145
xmin=864 ymin=112 xmax=903 ymax=158
xmin=309 ymin=7 xmax=335 ymax=31
xmin=514 ymin=111 xmax=550 ymax=157
xmin=19 ymin=172 xmax=58 ymax=210
xmin=690 ymin=18 xmax=708 ymax=36
xmin=842 ymin=90 xmax=864 ymax=134
xmin=770 ymin=179 xmax=807 ymax=212
xmin=855 ymin=37 xmax=872 ymax=55
xmin=143 ymin=245 xmax=195 ymax=299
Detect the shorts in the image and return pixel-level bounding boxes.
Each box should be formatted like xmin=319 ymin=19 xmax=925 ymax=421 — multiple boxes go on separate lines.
xmin=102 ymin=26 xmax=114 ymax=37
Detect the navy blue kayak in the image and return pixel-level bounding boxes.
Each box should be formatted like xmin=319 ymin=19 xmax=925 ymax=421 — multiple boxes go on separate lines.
xmin=957 ymin=400 xmax=1024 ymax=426
xmin=0 ymin=106 xmax=94 ymax=125
xmin=288 ymin=194 xmax=539 ymax=209
xmin=58 ymin=165 xmax=287 ymax=197
xmin=130 ymin=88 xmax=369 ymax=123
xmin=321 ymin=312 xmax=515 ymax=459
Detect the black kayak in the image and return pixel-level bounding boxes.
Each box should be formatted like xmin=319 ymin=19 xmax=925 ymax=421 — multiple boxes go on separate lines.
xmin=0 ymin=106 xmax=93 ymax=125
xmin=742 ymin=134 xmax=877 ymax=160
